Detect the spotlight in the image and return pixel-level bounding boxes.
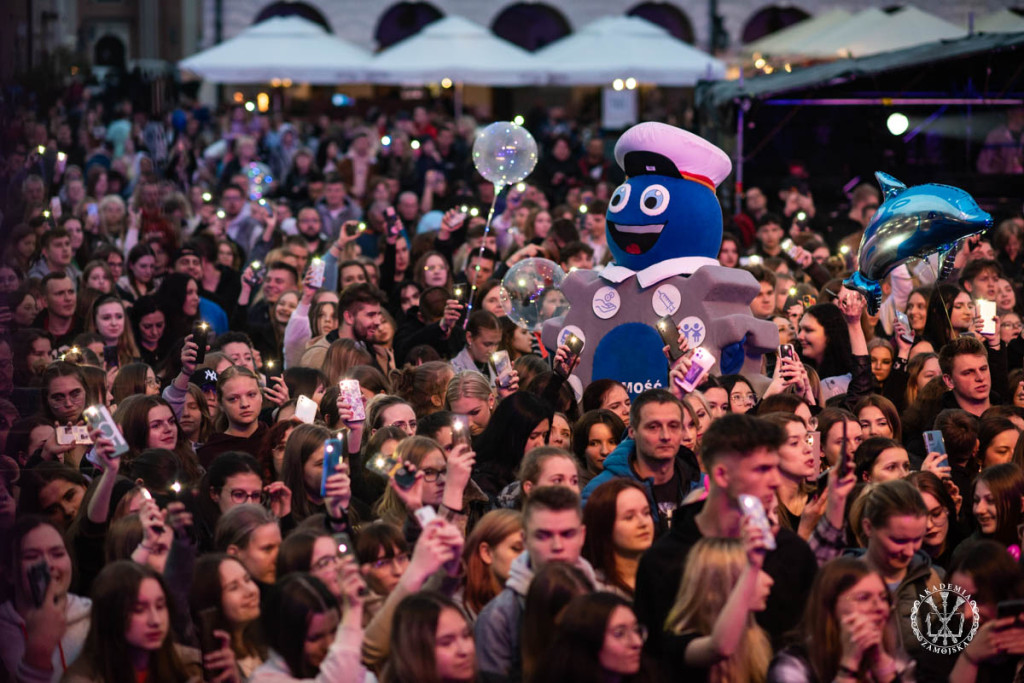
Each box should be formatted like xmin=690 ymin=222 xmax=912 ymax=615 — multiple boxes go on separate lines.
xmin=887 ymin=112 xmax=909 ymax=136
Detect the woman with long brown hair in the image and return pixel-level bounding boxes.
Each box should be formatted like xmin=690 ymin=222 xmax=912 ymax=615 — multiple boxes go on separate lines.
xmin=460 ymin=509 xmax=523 ymax=616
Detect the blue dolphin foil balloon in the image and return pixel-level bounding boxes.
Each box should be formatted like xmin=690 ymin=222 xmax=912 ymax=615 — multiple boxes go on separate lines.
xmin=843 ymin=172 xmax=992 ymax=313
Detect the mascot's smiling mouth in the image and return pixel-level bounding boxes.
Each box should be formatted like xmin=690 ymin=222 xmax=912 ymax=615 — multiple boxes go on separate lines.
xmin=607 ymin=221 xmax=666 ymax=255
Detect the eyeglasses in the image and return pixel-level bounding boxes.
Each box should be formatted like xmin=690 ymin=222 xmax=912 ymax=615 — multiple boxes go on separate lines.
xmin=312 ymin=554 xmax=341 ymax=572
xmin=1001 ymin=322 xmax=1023 ymax=330
xmin=371 ymin=552 xmax=410 ymax=570
xmin=423 ymin=264 xmax=446 ymax=272
xmin=607 ymin=623 xmax=648 ymax=642
xmin=421 ymin=467 xmax=447 ymax=483
xmin=841 ymin=592 xmax=893 ymax=610
xmin=730 ymin=393 xmax=756 ymax=404
xmin=228 ymin=489 xmax=265 ymax=504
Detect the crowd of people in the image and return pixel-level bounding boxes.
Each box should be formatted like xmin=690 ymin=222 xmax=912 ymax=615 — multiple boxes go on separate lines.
xmin=3 ymin=88 xmax=1024 ymax=683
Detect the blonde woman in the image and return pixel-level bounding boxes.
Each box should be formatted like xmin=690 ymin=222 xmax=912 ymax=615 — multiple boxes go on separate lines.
xmin=662 ymin=534 xmax=774 ymax=682
xmin=445 ymin=370 xmax=496 ymax=436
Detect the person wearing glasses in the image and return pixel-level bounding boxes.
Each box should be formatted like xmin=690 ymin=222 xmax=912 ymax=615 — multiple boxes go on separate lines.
xmin=532 ymin=592 xmax=654 ymax=683
xmin=720 ymin=375 xmax=758 ymax=415
xmin=371 ymin=435 xmax=482 ymax=537
xmin=768 ymin=557 xmax=912 ymax=683
xmin=193 ymin=452 xmax=274 ymax=553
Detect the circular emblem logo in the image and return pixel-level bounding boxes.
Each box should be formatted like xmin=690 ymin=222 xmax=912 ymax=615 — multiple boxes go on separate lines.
xmin=592 ymin=286 xmax=621 ymax=319
xmin=651 ymin=284 xmax=681 ymax=317
xmin=676 ymin=316 xmax=707 ymax=347
xmin=910 ymin=583 xmax=979 ymax=655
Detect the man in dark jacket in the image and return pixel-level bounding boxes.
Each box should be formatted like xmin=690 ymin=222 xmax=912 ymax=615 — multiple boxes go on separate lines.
xmin=582 ymin=389 xmax=701 ymax=534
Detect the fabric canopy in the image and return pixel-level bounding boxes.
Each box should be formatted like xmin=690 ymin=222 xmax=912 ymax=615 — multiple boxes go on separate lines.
xmin=534 ymin=15 xmax=725 ymax=86
xmin=365 ymin=16 xmax=544 ymax=86
xmin=974 ymin=9 xmax=1024 ymax=34
xmin=698 ymin=31 xmax=1024 ymax=108
xmin=178 ymin=16 xmax=371 ymax=84
xmin=775 ymin=6 xmax=966 ymax=58
xmin=742 ymin=9 xmax=853 ymax=55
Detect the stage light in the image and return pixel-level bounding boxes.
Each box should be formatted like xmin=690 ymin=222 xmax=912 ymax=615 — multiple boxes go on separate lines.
xmin=887 ymin=112 xmax=909 ymax=136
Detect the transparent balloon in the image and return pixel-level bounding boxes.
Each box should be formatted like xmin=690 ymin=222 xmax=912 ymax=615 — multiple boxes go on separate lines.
xmin=500 ymin=258 xmax=569 ymax=332
xmin=472 ymin=121 xmax=539 ymax=189
xmin=246 ymin=162 xmax=274 ymax=201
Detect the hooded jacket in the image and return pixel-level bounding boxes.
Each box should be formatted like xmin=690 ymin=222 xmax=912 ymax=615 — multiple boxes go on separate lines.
xmin=581 ymin=437 xmax=702 ymax=527
xmin=474 ymin=551 xmax=600 ymax=683
xmin=0 ymin=594 xmax=91 ymax=683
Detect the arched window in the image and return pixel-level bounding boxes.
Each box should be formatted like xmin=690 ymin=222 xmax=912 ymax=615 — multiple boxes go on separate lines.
xmin=741 ymin=5 xmax=810 ymax=44
xmin=627 ymin=2 xmax=695 ymax=44
xmin=375 ymin=2 xmax=444 ymax=50
xmin=254 ymin=1 xmax=332 ymax=32
xmin=94 ymin=35 xmax=126 ymax=69
xmin=491 ymin=3 xmax=571 ymax=52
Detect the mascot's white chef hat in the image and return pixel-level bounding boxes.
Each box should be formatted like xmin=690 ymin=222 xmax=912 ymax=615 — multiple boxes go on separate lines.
xmin=614 ymin=122 xmax=732 ymax=191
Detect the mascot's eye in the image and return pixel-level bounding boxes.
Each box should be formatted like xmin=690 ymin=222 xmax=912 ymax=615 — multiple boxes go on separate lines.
xmin=609 ymin=184 xmax=631 ymax=213
xmin=639 ymin=185 xmax=670 ymax=216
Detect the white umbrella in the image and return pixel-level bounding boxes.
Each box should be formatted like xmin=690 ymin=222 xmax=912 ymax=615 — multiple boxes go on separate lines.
xmin=973 ymin=9 xmax=1024 ymax=34
xmin=789 ymin=6 xmax=966 ymax=58
xmin=535 ymin=15 xmax=725 ymax=86
xmin=743 ymin=9 xmax=853 ymax=56
xmin=365 ymin=16 xmax=544 ymax=86
xmin=179 ymin=16 xmax=371 ymax=84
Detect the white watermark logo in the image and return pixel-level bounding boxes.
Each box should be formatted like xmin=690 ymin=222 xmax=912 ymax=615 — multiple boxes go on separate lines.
xmin=910 ymin=583 xmax=980 ymax=655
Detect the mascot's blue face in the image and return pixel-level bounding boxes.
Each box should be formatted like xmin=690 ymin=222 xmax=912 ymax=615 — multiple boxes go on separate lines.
xmin=605 ymin=176 xmax=724 ymax=271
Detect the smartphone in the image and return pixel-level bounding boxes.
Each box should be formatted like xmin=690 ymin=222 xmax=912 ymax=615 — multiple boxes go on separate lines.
xmin=333 ymin=531 xmax=355 ymax=559
xmin=738 ymin=495 xmax=777 ymax=550
xmin=320 ymin=435 xmax=345 ymax=498
xmin=557 ymin=333 xmax=585 ymax=378
xmin=295 ymin=395 xmax=318 ymax=424
xmin=103 ymin=344 xmax=119 ymax=370
xmin=264 ymin=359 xmax=283 ymax=382
xmin=197 ymin=607 xmax=221 ymax=660
xmin=452 ymin=284 xmax=468 ymax=304
xmin=809 ymin=468 xmax=831 ymax=502
xmin=923 ymin=430 xmax=948 ymax=470
xmin=656 ymin=316 xmax=684 ymax=361
xmin=778 ymin=343 xmax=797 ymax=362
xmin=781 ymin=238 xmax=798 ymax=258
xmin=345 ymin=222 xmax=367 ymax=237
xmin=82 ymin=404 xmax=130 ymax=457
xmin=384 ymin=207 xmax=401 ymax=237
xmin=451 ymin=414 xmax=472 ymax=450
xmin=977 ymin=299 xmax=997 ymax=336
xmin=807 ymin=430 xmax=821 ymax=463
xmin=491 ymin=350 xmax=514 ymax=389
xmin=309 ymin=257 xmax=325 ymax=288
xmin=28 ymin=561 xmax=50 ymax=608
xmin=56 ymin=425 xmax=76 ymax=445
xmin=676 ymin=347 xmax=716 ymax=393
xmin=997 ymin=599 xmax=1024 ymax=620
xmin=365 ymin=453 xmax=417 ymax=490
xmin=139 ymin=488 xmax=166 ymax=535
xmin=338 ymin=379 xmax=366 ymax=421
xmin=191 ymin=321 xmax=209 ymax=365
xmin=894 ymin=310 xmax=913 ymax=343
xmin=87 ymin=202 xmax=98 ymax=218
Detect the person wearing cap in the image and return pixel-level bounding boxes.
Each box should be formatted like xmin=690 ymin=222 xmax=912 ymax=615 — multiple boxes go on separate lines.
xmin=171 ymin=243 xmax=229 ymax=335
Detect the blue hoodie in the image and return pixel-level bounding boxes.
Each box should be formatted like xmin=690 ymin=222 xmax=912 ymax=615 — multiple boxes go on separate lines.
xmin=581 ymin=437 xmax=702 ymax=524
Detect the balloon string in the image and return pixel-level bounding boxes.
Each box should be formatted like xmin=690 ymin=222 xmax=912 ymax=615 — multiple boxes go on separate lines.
xmin=463 ymin=185 xmax=503 ymax=329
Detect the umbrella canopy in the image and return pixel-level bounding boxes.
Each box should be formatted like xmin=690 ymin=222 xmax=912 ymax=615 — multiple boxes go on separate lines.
xmin=974 ymin=9 xmax=1024 ymax=34
xmin=784 ymin=6 xmax=966 ymax=58
xmin=365 ymin=15 xmax=544 ymax=86
xmin=534 ymin=15 xmax=725 ymax=86
xmin=178 ymin=16 xmax=371 ymax=84
xmin=743 ymin=9 xmax=852 ymax=55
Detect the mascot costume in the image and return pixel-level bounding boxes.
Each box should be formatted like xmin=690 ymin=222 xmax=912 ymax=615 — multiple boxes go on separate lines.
xmin=541 ymin=122 xmax=778 ymax=396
